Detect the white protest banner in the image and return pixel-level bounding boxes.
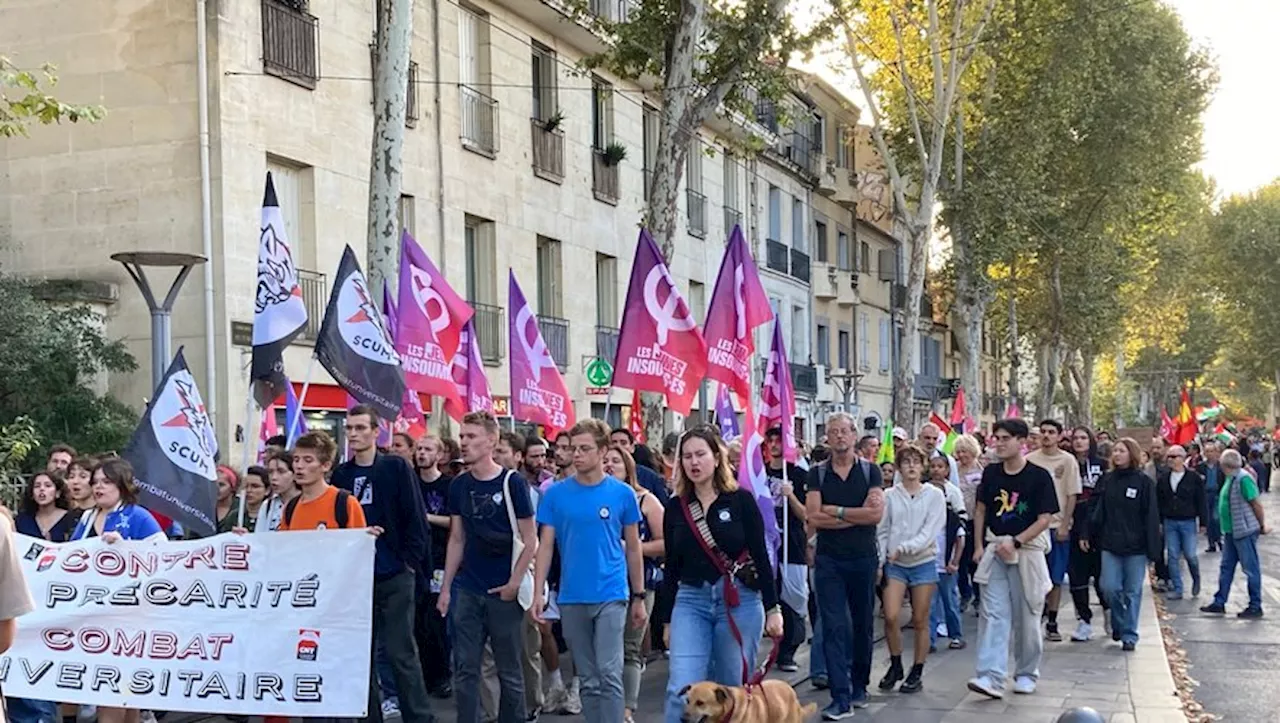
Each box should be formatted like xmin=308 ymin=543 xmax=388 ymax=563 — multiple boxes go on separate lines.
xmin=0 ymin=530 xmax=374 ymax=717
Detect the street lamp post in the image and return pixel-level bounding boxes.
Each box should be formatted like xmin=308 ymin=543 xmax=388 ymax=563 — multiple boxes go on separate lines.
xmin=827 ymin=368 xmax=864 ymax=416
xmin=112 ymin=252 xmax=208 ymax=392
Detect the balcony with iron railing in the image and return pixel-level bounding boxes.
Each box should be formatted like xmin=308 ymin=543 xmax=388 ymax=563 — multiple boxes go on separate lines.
xmin=460 ymin=85 xmax=499 ymax=157
xmin=262 ymin=0 xmax=319 ymax=89
xmin=766 ymin=239 xmax=788 ymax=274
xmin=530 ymin=118 xmax=564 ymax=183
xmin=471 ymin=301 xmax=506 ymax=365
xmin=724 ymin=207 xmax=742 ymax=235
xmin=790 ymin=362 xmax=819 ymax=397
xmin=592 ymin=149 xmax=620 ymax=204
xmin=596 ymin=325 xmax=620 ymax=362
xmin=588 ymin=0 xmax=634 ymax=23
xmin=686 ymin=188 xmax=707 ymax=238
xmin=538 ymin=316 xmax=570 ymax=369
xmin=789 ymin=248 xmax=810 ymax=284
xmin=296 ymin=268 xmax=326 ymax=342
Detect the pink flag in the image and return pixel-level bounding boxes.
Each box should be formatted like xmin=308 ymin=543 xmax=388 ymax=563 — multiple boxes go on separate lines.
xmin=445 ymin=318 xmax=494 ymax=422
xmin=758 ymin=319 xmax=797 ymax=463
xmin=509 ymin=272 xmax=575 ymax=436
xmin=738 ymin=403 xmax=780 ymax=572
xmin=397 ymin=232 xmax=465 ymax=404
xmin=400 ymin=230 xmax=473 ymax=363
xmin=703 ymin=225 xmax=772 ymax=405
xmin=257 ymin=402 xmax=278 ymax=463
xmin=611 ymin=229 xmax=707 ymax=415
xmin=1004 ymin=401 xmax=1021 ymax=420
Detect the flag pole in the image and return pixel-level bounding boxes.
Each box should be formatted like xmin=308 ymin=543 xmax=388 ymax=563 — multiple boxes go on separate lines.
xmin=604 ymin=386 xmax=615 ymax=424
xmin=287 ymin=354 xmax=319 ymax=446
xmin=235 ymin=380 xmax=256 ymax=529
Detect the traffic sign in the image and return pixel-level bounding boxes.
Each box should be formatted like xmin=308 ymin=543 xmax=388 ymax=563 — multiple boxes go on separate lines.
xmin=585 ymin=357 xmax=613 ymax=387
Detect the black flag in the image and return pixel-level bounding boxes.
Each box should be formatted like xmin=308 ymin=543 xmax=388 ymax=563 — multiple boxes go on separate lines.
xmin=252 ymin=172 xmax=309 ymax=408
xmin=123 ymin=348 xmax=219 ymax=537
xmin=315 ymin=246 xmax=405 ymax=420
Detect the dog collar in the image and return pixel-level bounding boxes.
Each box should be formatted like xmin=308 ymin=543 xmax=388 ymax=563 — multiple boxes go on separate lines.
xmin=715 ymin=697 xmax=735 ymax=723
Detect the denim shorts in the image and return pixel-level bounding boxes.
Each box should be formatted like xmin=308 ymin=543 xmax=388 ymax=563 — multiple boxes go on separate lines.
xmin=884 ymin=560 xmax=939 ymax=587
xmin=1047 ymin=536 xmax=1071 ymax=585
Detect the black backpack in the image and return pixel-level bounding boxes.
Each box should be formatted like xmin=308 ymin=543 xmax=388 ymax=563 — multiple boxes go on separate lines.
xmin=283 ymin=489 xmax=353 ymax=529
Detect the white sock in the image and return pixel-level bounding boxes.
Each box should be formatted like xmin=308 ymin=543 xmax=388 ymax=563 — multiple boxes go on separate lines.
xmin=548 ymin=669 xmax=563 ymax=690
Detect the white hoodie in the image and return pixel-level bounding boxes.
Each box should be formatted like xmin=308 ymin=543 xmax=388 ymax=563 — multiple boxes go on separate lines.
xmin=877 ymin=482 xmax=946 ymax=568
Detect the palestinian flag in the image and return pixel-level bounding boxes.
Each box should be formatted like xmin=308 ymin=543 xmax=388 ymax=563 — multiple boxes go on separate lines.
xmin=929 ymin=412 xmax=959 ymax=455
xmin=1197 ymin=400 xmax=1225 ymax=422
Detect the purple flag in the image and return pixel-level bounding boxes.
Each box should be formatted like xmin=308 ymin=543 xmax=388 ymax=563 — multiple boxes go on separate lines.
xmin=704 ymin=225 xmax=773 ymax=405
xmin=397 ymin=232 xmax=465 ymax=404
xmin=715 ymin=383 xmax=739 ymax=439
xmin=445 ymin=318 xmax=494 ymax=421
xmin=509 ymin=272 xmax=575 ymax=435
xmin=611 ymin=229 xmax=707 ymax=415
xmin=383 ymin=284 xmax=398 ymax=341
xmin=759 ymin=319 xmax=798 ymax=463
xmin=738 ymin=404 xmax=780 ymax=572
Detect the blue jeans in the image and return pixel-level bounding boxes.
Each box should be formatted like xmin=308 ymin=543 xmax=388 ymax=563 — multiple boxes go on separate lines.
xmin=1100 ymin=551 xmax=1147 ymax=645
xmin=976 ymin=556 xmax=1043 ymax=684
xmin=930 ymin=571 xmax=963 ymax=644
xmin=1164 ymin=518 xmax=1201 ymax=595
xmin=452 ymin=586 xmax=525 ymax=723
xmin=1205 ymin=488 xmax=1222 ymax=546
xmin=1213 ymin=532 xmax=1262 ymax=609
xmin=664 ymin=581 xmax=764 ymax=723
xmin=814 ymin=554 xmax=877 ymax=707
xmin=3 ymin=698 xmax=57 ymax=723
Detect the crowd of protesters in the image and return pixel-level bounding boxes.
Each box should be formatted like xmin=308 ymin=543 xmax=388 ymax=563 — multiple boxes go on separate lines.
xmin=0 ymin=412 xmax=1274 ymax=723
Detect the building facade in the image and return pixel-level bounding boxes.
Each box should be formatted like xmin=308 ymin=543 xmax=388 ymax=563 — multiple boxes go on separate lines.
xmin=1 ymin=0 xmax=847 ymax=455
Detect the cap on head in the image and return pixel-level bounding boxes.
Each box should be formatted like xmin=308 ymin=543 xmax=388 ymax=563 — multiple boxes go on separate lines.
xmin=892 ymin=427 xmax=908 ymax=441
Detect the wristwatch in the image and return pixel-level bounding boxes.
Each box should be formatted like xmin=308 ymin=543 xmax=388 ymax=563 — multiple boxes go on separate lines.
xmin=631 ymin=592 xmax=646 ymax=602
xmin=1013 ymin=539 xmax=1023 ymax=549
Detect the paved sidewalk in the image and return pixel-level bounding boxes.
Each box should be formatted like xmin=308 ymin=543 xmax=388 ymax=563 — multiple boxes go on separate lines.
xmin=418 ymin=580 xmax=1184 ymax=722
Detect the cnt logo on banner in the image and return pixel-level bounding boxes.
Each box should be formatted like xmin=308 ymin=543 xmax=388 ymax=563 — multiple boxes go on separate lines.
xmin=125 ymin=348 xmax=219 ymax=538
xmin=0 ymin=531 xmax=375 ymax=716
xmin=315 ymin=245 xmax=406 ymax=421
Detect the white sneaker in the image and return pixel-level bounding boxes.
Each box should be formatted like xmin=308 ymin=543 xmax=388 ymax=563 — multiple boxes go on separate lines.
xmin=1013 ymin=676 xmax=1037 ymax=694
xmin=140 ymin=712 xmax=158 ymax=723
xmin=543 ymin=684 xmax=568 ymax=714
xmin=563 ymin=678 xmax=583 ymax=715
xmin=1071 ymin=621 xmax=1093 ymax=642
xmin=967 ymin=675 xmax=1004 ymax=699
xmin=381 ymin=698 xmax=401 ymax=717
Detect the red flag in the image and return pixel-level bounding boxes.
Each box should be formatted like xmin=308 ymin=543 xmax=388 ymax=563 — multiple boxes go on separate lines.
xmin=1159 ymin=405 xmax=1177 ymax=443
xmin=758 ymin=320 xmax=797 ymax=463
xmin=628 ymin=388 xmax=646 ymax=443
xmin=397 ymin=232 xmax=467 ymax=406
xmin=950 ymin=387 xmax=967 ymax=434
xmin=610 ymin=229 xmax=708 ymax=415
xmin=929 ymin=411 xmax=953 ymax=437
xmin=1174 ymin=387 xmax=1197 ymax=445
xmin=509 ymin=272 xmax=575 ymax=436
xmin=703 ymin=226 xmax=773 ymax=405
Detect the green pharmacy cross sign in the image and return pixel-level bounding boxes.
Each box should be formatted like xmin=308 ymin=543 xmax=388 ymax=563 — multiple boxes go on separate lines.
xmin=585 ymin=357 xmax=614 ymax=387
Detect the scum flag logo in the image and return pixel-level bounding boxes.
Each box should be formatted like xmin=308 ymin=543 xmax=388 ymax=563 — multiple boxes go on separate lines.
xmin=149 ymin=367 xmax=218 ymax=479
xmin=254 ymin=219 xmax=304 ymax=316
xmin=338 ymin=271 xmax=400 ymax=366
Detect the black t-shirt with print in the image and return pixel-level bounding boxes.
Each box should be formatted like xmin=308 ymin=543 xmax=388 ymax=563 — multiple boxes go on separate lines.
xmin=977 ymin=461 xmax=1058 ymax=538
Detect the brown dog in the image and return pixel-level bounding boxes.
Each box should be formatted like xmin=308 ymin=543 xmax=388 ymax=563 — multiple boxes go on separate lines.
xmin=680 ymin=679 xmax=818 ymax=723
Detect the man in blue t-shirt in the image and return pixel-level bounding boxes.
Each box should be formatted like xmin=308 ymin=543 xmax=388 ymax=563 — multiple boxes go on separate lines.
xmin=534 ymin=419 xmax=647 ymax=723
xmin=438 ymin=411 xmax=537 ymax=723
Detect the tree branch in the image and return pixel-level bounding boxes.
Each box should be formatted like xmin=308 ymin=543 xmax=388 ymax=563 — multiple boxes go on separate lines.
xmin=889 ymin=8 xmax=930 ymax=163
